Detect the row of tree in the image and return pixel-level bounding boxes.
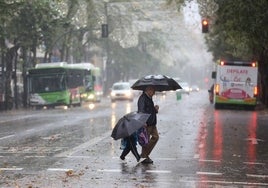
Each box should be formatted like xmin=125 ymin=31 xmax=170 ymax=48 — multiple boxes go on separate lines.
xmin=0 ymin=0 xmax=166 ymax=110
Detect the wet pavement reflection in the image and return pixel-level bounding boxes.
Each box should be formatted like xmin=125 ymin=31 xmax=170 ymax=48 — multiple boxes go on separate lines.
xmin=1 ymin=92 xmax=268 ymax=187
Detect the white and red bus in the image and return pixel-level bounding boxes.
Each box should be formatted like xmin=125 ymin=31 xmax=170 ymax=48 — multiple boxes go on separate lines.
xmin=212 ymin=60 xmax=258 ymax=109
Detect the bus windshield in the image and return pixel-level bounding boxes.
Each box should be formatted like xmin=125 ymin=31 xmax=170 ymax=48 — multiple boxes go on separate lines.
xmin=30 ymin=74 xmax=65 ymax=93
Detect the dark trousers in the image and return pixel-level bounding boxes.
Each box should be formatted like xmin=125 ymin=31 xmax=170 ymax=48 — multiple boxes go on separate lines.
xmin=120 ymin=135 xmax=140 ymax=161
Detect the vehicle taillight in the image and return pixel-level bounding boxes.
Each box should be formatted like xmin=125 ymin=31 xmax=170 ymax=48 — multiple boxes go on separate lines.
xmin=215 ymin=84 xmax=220 ymax=95
xmin=254 ymin=86 xmax=258 ymax=96
xmin=220 ymin=61 xmax=225 ymax=66
xmin=251 ymin=62 xmax=257 ymax=67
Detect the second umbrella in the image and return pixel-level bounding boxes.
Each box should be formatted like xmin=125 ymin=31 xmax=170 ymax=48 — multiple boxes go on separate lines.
xmin=111 ymin=111 xmax=150 ymax=140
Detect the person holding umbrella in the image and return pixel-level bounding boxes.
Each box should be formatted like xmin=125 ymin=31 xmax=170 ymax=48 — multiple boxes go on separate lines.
xmin=131 ymin=75 xmax=181 ymax=164
xmin=119 ymin=132 xmax=140 ymax=162
xmin=111 ymin=112 xmax=151 ymax=162
xmin=138 ymin=86 xmax=159 ymax=164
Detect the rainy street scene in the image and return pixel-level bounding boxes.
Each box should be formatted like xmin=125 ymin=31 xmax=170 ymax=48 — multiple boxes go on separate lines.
xmin=1 ymin=0 xmax=268 ymax=188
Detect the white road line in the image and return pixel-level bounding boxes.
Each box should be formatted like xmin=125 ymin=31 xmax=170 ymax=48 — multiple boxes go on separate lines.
xmin=26 ymin=129 xmax=35 ymax=132
xmin=193 ymin=154 xmax=199 ymax=159
xmin=244 ymin=161 xmax=265 ymax=165
xmin=247 ymin=174 xmax=268 ymax=178
xmin=0 ymin=168 xmax=23 ymax=171
xmin=198 ymin=180 xmax=268 ymax=186
xmin=47 ymin=168 xmax=73 ymax=172
xmin=0 ymin=115 xmax=35 ymax=124
xmin=196 ymin=171 xmax=222 ymax=176
xmin=24 ymin=156 xmax=46 ymax=158
xmin=0 ymin=134 xmax=15 ymax=140
xmin=199 ymin=159 xmax=220 ymax=163
xmin=146 ymin=170 xmax=171 ymax=174
xmin=56 ymin=131 xmax=111 ymax=157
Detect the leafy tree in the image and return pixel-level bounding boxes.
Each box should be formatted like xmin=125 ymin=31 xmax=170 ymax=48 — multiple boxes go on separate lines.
xmin=208 ymin=0 xmax=268 ymax=105
xmin=0 ymin=1 xmax=20 ymax=110
xmin=0 ymin=0 xmax=61 ymax=109
xmin=169 ymin=0 xmax=268 ymax=106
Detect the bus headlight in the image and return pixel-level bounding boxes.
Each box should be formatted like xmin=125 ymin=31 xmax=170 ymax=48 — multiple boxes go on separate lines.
xmin=87 ymin=93 xmax=95 ymax=100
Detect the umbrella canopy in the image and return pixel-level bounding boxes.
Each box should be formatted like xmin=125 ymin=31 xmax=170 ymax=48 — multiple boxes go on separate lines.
xmin=131 ymin=74 xmax=182 ymax=92
xmin=111 ymin=112 xmax=150 ymax=140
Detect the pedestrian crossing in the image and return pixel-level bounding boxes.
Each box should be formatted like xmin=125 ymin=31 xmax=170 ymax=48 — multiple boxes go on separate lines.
xmin=1 ymin=156 xmax=268 ymax=187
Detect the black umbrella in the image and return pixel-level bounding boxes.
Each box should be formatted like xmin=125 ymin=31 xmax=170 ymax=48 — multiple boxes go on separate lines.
xmin=111 ymin=112 xmax=150 ymax=140
xmin=131 ymin=74 xmax=182 ymax=91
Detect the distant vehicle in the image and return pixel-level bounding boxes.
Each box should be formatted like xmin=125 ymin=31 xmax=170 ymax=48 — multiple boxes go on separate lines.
xmin=156 ymin=91 xmax=166 ymax=95
xmin=176 ymin=82 xmax=190 ymax=95
xmin=110 ymin=82 xmax=134 ymax=102
xmin=212 ymin=60 xmax=258 ymax=109
xmin=191 ymin=85 xmax=200 ymax=92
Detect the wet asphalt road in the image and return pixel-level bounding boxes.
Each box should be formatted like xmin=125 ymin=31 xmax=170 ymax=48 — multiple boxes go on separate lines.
xmin=1 ymin=90 xmax=268 ymax=188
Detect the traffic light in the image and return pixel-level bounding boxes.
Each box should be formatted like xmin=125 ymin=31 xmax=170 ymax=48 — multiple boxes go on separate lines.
xmin=202 ymin=19 xmax=209 ymax=33
xmin=101 ymin=24 xmax=108 ymax=38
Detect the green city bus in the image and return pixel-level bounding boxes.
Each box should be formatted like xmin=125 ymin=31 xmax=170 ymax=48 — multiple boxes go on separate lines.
xmin=70 ymin=63 xmax=103 ymax=103
xmin=28 ymin=62 xmax=101 ymax=109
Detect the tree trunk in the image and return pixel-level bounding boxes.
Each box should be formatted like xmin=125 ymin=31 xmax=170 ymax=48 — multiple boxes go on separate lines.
xmin=259 ymin=49 xmax=268 ymax=107
xmin=5 ymin=47 xmax=14 ymax=110
xmin=0 ymin=38 xmax=6 ymax=110
xmin=21 ymin=47 xmax=29 ymax=108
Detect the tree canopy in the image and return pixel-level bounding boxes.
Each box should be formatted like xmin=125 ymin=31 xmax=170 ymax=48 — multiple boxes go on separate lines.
xmin=169 ymin=0 xmax=268 ymax=105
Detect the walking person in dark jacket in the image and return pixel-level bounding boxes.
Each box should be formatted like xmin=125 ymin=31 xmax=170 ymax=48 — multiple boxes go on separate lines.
xmin=137 ymin=86 xmax=159 ymax=164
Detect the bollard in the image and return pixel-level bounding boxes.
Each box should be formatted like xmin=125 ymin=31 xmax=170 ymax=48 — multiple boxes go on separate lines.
xmin=176 ymin=92 xmax=181 ymax=100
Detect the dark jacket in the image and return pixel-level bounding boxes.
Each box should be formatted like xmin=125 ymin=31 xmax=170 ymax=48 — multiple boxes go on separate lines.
xmin=137 ymin=92 xmax=157 ymax=126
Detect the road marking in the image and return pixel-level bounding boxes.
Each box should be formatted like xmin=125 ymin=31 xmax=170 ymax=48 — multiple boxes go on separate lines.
xmin=247 ymin=174 xmax=268 ymax=178
xmin=199 ymin=159 xmax=220 ymax=163
xmin=0 ymin=115 xmax=34 ymax=123
xmin=245 ymin=138 xmax=264 ymax=144
xmin=47 ymin=168 xmax=73 ymax=172
xmin=196 ymin=171 xmax=222 ymax=176
xmin=0 ymin=168 xmax=23 ymax=171
xmin=95 ymin=170 xmax=268 ymax=187
xmin=197 ymin=180 xmax=268 ymax=186
xmin=24 ymin=155 xmax=46 ymax=158
xmin=0 ymin=134 xmax=15 ymax=140
xmin=98 ymin=169 xmax=121 ymax=173
xmin=146 ymin=170 xmax=171 ymax=174
xmin=26 ymin=129 xmax=35 ymax=133
xmin=56 ymin=131 xmax=111 ymax=157
xmin=244 ymin=161 xmax=265 ymax=165
xmin=193 ymin=154 xmax=199 ymax=159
